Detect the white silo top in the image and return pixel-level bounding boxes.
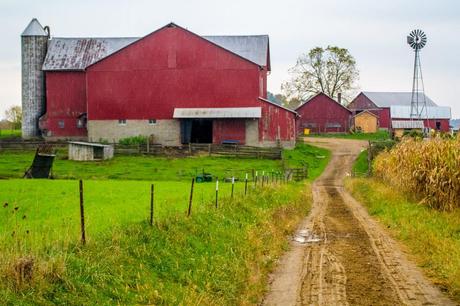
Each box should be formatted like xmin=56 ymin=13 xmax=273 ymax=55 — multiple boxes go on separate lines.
xmin=22 ymin=18 xmax=47 ymax=36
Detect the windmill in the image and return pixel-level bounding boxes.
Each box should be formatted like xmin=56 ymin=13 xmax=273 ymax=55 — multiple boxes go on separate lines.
xmin=407 ymin=29 xmax=428 ymax=120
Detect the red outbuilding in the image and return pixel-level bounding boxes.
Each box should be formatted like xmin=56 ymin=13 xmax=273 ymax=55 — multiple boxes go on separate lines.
xmin=295 ymin=93 xmax=351 ymax=134
xmin=348 ymin=92 xmax=451 ymax=132
xmin=30 ymin=21 xmax=296 ymax=147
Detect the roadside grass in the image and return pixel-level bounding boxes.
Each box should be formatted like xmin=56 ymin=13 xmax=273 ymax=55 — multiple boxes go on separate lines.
xmin=0 ymin=182 xmax=311 ymax=305
xmin=346 ymin=178 xmax=460 ymax=301
xmin=306 ymin=130 xmax=390 ymax=141
xmin=0 ymin=143 xmax=329 ymax=182
xmin=0 ymin=129 xmax=21 ymax=139
xmin=352 ymin=149 xmax=369 ymax=177
xmin=282 ymin=143 xmax=330 ymax=180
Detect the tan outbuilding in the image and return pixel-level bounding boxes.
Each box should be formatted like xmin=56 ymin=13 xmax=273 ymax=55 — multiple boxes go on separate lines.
xmin=352 ymin=111 xmax=378 ymax=133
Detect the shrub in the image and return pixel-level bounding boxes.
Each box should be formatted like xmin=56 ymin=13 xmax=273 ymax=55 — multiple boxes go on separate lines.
xmin=373 ymin=135 xmax=460 ymax=211
xmin=118 ymin=135 xmax=147 ymax=145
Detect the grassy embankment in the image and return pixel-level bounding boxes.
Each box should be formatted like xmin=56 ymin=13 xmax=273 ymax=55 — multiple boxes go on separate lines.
xmin=0 ymin=129 xmax=21 ymax=139
xmin=0 ymin=143 xmax=330 ymax=304
xmin=347 ymin=136 xmax=460 ymax=301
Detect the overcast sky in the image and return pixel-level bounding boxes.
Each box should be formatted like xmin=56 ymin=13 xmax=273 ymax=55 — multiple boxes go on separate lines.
xmin=1 ymin=0 xmax=459 ymax=118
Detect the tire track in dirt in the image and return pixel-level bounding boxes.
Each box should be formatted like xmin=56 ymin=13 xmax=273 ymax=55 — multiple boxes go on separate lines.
xmin=263 ymin=138 xmax=455 ymax=306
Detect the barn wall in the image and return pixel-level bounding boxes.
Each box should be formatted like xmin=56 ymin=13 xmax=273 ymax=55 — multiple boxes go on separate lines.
xmin=212 ymin=119 xmax=246 ymax=144
xmin=86 ymin=26 xmax=261 ymax=120
xmin=392 ymin=119 xmax=450 ymax=132
xmin=259 ymin=100 xmax=296 ymax=147
xmin=296 ymin=94 xmax=351 ymax=134
xmin=40 ymin=71 xmax=87 ymax=138
xmin=87 ymin=119 xmax=181 ymax=145
xmin=347 ymin=93 xmax=377 ymax=110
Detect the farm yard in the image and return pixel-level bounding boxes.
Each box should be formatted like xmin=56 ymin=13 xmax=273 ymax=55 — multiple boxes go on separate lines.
xmin=0 ymin=143 xmax=330 ymax=304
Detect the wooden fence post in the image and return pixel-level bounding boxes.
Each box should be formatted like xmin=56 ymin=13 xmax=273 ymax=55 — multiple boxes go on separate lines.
xmin=231 ymin=177 xmax=235 ymax=199
xmin=215 ymin=178 xmax=219 ymax=208
xmin=79 ymin=180 xmax=86 ymax=245
xmin=187 ymin=178 xmax=195 ymax=217
xmin=149 ymin=184 xmax=154 ymax=226
xmin=244 ymin=173 xmax=248 ymax=195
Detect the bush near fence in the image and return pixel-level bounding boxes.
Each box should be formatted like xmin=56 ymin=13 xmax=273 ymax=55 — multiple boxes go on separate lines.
xmin=373 ymin=135 xmax=460 ymax=211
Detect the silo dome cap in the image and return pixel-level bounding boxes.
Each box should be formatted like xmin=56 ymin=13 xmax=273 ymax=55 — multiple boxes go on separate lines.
xmin=22 ymin=18 xmax=47 ymax=36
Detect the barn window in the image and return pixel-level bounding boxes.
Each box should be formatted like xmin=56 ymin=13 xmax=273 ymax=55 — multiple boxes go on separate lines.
xmin=326 ymin=122 xmax=342 ymax=128
xmin=148 ymin=119 xmax=157 ymax=125
xmin=58 ymin=120 xmax=65 ymax=129
xmin=435 ymin=121 xmax=441 ymax=130
xmin=305 ymin=123 xmax=317 ymax=128
xmin=118 ymin=119 xmax=127 ymax=126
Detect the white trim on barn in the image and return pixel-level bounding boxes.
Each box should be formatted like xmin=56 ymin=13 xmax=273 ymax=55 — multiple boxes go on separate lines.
xmin=173 ymin=107 xmax=261 ymax=118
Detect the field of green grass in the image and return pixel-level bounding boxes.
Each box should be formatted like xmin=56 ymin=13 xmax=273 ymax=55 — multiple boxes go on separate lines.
xmin=346 ymin=178 xmax=460 ymax=302
xmin=305 ymin=130 xmax=390 ymax=141
xmin=0 ymin=143 xmax=329 ymax=304
xmin=0 ymin=143 xmax=330 ymax=181
xmin=0 ymin=129 xmax=21 ymax=139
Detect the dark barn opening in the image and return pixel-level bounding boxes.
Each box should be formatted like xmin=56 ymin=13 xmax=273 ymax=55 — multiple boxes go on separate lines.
xmin=191 ymin=119 xmax=213 ymax=143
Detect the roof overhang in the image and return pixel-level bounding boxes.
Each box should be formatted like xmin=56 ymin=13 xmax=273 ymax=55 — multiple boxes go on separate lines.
xmin=391 ymin=120 xmax=424 ymax=129
xmin=173 ymin=107 xmax=261 ymax=119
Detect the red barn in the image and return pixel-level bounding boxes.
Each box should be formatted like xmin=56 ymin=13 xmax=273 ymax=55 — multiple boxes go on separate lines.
xmin=348 ymin=92 xmax=451 ymax=132
xmin=295 ymin=93 xmax=351 ymax=134
xmin=25 ymin=20 xmax=296 ymax=147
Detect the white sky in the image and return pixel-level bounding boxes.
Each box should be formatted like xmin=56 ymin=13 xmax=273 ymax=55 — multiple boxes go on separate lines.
xmin=1 ymin=0 xmax=459 ymax=118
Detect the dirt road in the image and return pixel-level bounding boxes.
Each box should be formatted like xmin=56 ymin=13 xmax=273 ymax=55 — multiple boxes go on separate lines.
xmin=263 ymin=138 xmax=455 ymax=306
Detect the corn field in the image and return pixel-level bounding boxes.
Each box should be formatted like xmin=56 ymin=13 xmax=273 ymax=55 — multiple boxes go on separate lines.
xmin=373 ymin=135 xmax=460 ymax=211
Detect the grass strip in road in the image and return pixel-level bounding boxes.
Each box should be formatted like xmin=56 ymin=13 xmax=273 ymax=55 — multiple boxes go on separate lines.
xmin=346 ymin=178 xmax=460 ymax=302
xmin=305 ymin=130 xmax=390 ymax=141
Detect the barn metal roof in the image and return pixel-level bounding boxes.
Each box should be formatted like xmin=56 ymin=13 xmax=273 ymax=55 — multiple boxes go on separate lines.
xmin=391 ymin=120 xmax=424 ymax=129
xmin=173 ymin=107 xmax=261 ymax=118
xmin=42 ymin=37 xmax=139 ymax=71
xmin=390 ymin=105 xmax=451 ymax=119
xmin=43 ymin=34 xmax=269 ymax=71
xmin=203 ymin=35 xmax=269 ymax=67
xmin=22 ymin=18 xmax=48 ymax=36
xmin=362 ymin=92 xmax=437 ymax=107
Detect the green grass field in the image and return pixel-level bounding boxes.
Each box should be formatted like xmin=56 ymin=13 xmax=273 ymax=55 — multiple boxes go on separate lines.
xmin=0 ymin=143 xmax=330 ymax=181
xmin=305 ymin=130 xmax=390 ymax=141
xmin=0 ymin=129 xmax=21 ymax=139
xmin=346 ymin=178 xmax=460 ymax=302
xmin=0 ymin=143 xmax=329 ymax=304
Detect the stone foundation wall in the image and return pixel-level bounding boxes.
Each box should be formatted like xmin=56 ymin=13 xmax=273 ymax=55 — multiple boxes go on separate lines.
xmin=87 ymin=119 xmax=181 ymax=145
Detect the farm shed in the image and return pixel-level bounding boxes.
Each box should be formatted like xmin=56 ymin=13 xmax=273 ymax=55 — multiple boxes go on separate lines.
xmin=391 ymin=120 xmax=424 ymax=138
xmin=352 ymin=111 xmax=378 ymax=133
xmin=68 ymin=142 xmax=114 ymax=161
xmin=348 ymin=92 xmax=451 ymax=131
xmin=295 ymin=93 xmax=351 ymax=134
xmin=22 ymin=19 xmax=296 ymax=148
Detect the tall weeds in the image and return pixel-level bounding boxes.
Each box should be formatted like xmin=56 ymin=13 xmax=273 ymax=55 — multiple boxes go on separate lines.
xmin=373 ymin=135 xmax=460 ymax=211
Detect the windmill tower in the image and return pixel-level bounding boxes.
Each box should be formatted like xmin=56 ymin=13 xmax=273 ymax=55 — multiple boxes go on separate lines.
xmin=407 ymin=29 xmax=427 ymax=120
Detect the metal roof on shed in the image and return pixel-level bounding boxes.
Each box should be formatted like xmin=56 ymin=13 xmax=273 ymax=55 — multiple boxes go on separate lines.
xmin=173 ymin=107 xmax=261 ymax=118
xmin=43 ymin=34 xmax=269 ymax=71
xmin=68 ymin=141 xmax=112 ymax=148
xmin=390 ymin=105 xmax=451 ymax=119
xmin=362 ymin=92 xmax=437 ymax=107
xmin=391 ymin=120 xmax=424 ymax=129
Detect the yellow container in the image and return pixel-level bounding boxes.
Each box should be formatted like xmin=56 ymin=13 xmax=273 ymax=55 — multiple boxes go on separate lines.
xmin=304 ymin=128 xmax=310 ymax=135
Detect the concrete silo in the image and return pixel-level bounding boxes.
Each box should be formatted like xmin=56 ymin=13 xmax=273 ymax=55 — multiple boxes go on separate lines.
xmin=21 ymin=18 xmax=49 ymax=139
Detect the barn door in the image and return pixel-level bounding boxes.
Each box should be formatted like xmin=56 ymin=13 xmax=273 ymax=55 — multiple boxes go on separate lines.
xmin=180 ymin=119 xmax=192 ymax=144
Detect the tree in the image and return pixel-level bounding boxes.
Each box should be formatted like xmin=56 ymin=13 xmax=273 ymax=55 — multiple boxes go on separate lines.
xmin=5 ymin=105 xmax=22 ymax=130
xmin=282 ymin=46 xmax=359 ymax=104
xmin=273 ymin=93 xmax=302 ymax=110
